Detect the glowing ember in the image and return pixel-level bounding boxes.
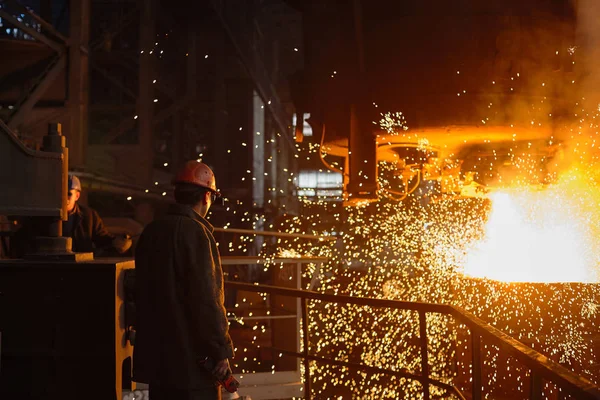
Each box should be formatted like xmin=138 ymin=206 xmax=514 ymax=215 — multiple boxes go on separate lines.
xmin=277 ymin=248 xmax=302 ymax=258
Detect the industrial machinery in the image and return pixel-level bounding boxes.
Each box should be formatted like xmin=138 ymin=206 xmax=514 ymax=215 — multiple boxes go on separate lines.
xmin=0 ymin=121 xmax=134 ymax=400
xmin=285 ymin=2 xmax=600 ymax=396
xmin=288 ymin=0 xmax=581 ymax=205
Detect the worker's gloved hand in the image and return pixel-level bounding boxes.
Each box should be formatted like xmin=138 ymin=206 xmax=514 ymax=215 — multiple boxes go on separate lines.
xmin=112 ymin=234 xmax=133 ymax=254
xmin=212 ymin=358 xmax=230 ymax=380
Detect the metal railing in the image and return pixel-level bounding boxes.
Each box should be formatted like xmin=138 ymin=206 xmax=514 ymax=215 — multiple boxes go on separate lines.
xmin=224 ymin=281 xmax=600 ymax=400
xmin=215 ymin=227 xmax=336 ymax=242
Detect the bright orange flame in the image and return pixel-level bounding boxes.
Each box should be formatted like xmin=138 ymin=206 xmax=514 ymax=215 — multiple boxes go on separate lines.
xmin=463 ymin=172 xmax=600 ymax=283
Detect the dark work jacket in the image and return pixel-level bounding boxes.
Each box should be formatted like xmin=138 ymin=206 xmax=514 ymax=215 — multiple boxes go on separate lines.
xmin=64 ymin=203 xmax=114 ymax=253
xmin=133 ymin=204 xmax=234 ymax=388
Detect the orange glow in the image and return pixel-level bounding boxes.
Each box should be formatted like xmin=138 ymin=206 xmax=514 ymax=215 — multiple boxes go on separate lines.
xmin=463 ymin=171 xmax=600 ymax=283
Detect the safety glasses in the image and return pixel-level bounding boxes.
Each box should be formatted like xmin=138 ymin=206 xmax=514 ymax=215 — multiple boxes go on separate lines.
xmin=210 ymin=190 xmax=224 ymax=206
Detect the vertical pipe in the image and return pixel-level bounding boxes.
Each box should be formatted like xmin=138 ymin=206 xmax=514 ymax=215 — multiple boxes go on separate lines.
xmin=419 ymin=311 xmax=430 ymax=400
xmin=301 ymin=297 xmax=311 ymax=399
xmin=471 ymin=331 xmax=482 ymax=400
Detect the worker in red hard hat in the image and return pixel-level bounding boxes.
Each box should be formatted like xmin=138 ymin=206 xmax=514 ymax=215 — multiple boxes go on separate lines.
xmin=134 ymin=161 xmax=233 ymax=400
xmin=64 ymin=175 xmax=132 ymax=254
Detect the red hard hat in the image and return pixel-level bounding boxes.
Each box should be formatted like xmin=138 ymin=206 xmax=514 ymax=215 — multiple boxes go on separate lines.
xmin=172 ymin=161 xmax=217 ymax=192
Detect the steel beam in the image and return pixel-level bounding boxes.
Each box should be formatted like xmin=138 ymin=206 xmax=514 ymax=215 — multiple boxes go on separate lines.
xmin=0 ymin=9 xmax=65 ymax=53
xmin=171 ymin=21 xmax=198 ymax=169
xmin=67 ymin=0 xmax=91 ymax=169
xmin=4 ymin=0 xmax=68 ymax=43
xmin=102 ymin=115 xmax=136 ymax=145
xmin=103 ymin=98 xmax=191 ymax=145
xmin=90 ymin=62 xmax=137 ymax=100
xmin=8 ymin=54 xmax=67 ymax=130
xmin=138 ymin=0 xmax=157 ymax=182
xmin=21 ymin=107 xmax=68 ymax=133
xmin=208 ymin=0 xmax=295 ymax=151
xmin=153 ymin=96 xmax=191 ymax=126
xmin=102 ymin=96 xmax=192 ymax=145
xmin=90 ymin=5 xmax=139 ymax=52
xmin=94 ymin=51 xmax=177 ymax=100
xmin=152 ymin=76 xmax=176 ymax=101
xmin=212 ymin=25 xmax=228 ymax=185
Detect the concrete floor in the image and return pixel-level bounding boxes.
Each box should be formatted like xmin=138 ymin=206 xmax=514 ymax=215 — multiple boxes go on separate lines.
xmin=122 ymin=387 xmax=251 ymax=400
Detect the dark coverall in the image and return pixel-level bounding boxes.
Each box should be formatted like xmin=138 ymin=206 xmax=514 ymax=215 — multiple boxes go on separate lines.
xmin=133 ymin=203 xmax=234 ymax=400
xmin=62 ymin=203 xmax=114 ymax=252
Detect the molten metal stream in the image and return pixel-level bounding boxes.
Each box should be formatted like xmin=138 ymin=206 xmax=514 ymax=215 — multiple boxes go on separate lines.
xmin=463 ymin=171 xmax=600 ymax=283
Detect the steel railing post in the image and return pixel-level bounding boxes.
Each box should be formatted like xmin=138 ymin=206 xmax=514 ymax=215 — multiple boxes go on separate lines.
xmin=471 ymin=331 xmax=482 ymax=400
xmin=419 ymin=311 xmax=430 ymax=400
xmin=530 ymin=372 xmax=542 ymax=400
xmin=302 ymin=298 xmax=311 ymax=399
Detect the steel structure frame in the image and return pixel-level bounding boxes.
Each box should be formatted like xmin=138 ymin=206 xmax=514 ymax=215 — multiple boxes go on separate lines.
xmin=0 ymin=0 xmax=295 ymax=182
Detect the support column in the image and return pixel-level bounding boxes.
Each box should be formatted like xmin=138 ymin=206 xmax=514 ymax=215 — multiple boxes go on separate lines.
xmin=67 ymin=0 xmax=90 ymax=169
xmin=177 ymin=20 xmax=197 ymax=169
xmin=212 ymin=25 xmax=227 ymax=185
xmin=138 ymin=0 xmax=157 ymax=184
xmin=345 ymin=0 xmax=377 ymax=205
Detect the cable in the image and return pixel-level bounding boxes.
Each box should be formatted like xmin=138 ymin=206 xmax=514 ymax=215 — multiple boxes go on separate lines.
xmin=319 ymin=125 xmax=345 ymax=175
xmin=382 ymin=167 xmax=422 ymax=201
